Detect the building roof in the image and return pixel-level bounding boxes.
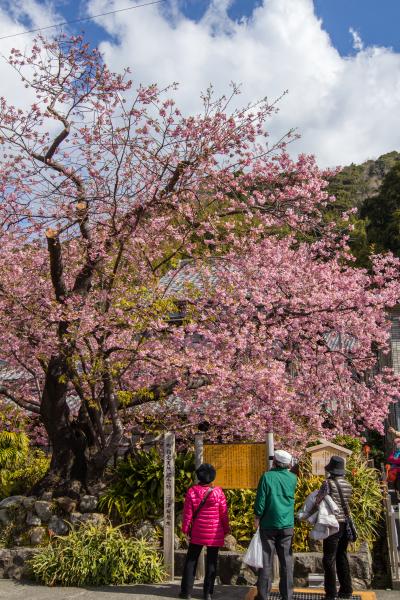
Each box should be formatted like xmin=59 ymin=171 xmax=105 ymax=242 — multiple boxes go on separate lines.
xmin=305 ymin=439 xmax=353 ymax=455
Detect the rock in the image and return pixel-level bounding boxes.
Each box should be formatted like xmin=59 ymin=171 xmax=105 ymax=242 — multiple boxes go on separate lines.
xmin=155 ymin=517 xmax=164 ymax=528
xmin=69 ymin=511 xmax=83 ymax=525
xmin=0 ymin=508 xmax=12 ymax=525
xmin=48 ymin=515 xmax=69 ymax=536
xmin=235 ymin=564 xmax=257 ymax=586
xmin=78 ymin=513 xmax=106 ymax=526
xmin=0 ymin=496 xmax=25 ymax=510
xmin=30 ymin=526 xmax=47 ymax=545
xmin=55 ymin=496 xmax=77 ymax=514
xmin=67 ymin=480 xmax=82 ymax=499
xmin=0 ymin=549 xmax=12 ymax=578
xmin=224 ymin=534 xmax=237 ymax=551
xmin=41 ymin=491 xmax=53 ymax=501
xmin=79 ymin=495 xmax=98 ymax=513
xmin=135 ymin=520 xmax=158 ymax=542
xmin=34 ymin=500 xmax=54 ymax=522
xmin=22 ymin=497 xmax=36 ymax=510
xmin=294 ymin=552 xmax=323 ymax=580
xmin=26 ymin=512 xmax=41 ymax=527
xmin=218 ymin=551 xmax=243 ymax=585
xmin=0 ymin=547 xmax=39 ymax=580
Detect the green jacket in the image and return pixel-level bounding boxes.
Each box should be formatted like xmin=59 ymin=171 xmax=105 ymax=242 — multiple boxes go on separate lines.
xmin=254 ymin=467 xmax=297 ymax=529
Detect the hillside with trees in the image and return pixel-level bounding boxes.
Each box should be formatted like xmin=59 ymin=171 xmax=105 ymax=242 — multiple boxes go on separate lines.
xmin=326 ymin=151 xmax=400 ymax=265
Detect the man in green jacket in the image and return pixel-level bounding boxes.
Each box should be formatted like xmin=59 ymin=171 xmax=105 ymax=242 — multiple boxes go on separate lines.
xmin=254 ymin=449 xmax=297 ymax=600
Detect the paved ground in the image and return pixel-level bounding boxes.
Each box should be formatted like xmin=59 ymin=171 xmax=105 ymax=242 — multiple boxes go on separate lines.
xmin=0 ymin=582 xmax=399 ymax=600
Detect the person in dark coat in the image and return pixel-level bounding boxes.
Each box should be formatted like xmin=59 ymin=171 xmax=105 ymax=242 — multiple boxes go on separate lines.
xmin=314 ymin=456 xmax=353 ymax=600
xmin=179 ymin=463 xmax=229 ymax=600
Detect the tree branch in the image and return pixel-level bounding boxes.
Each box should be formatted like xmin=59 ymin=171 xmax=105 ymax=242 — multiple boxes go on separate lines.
xmin=46 ymin=231 xmax=67 ymax=302
xmin=0 ymin=385 xmax=40 ymax=414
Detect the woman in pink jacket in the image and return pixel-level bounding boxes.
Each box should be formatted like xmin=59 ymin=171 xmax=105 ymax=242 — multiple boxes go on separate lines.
xmin=179 ymin=463 xmax=229 ymax=600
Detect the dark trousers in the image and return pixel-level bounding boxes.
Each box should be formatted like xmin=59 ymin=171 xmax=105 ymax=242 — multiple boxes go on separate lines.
xmin=180 ymin=543 xmax=219 ymax=597
xmin=323 ymin=522 xmax=353 ymax=598
xmin=257 ymin=528 xmax=294 ymax=600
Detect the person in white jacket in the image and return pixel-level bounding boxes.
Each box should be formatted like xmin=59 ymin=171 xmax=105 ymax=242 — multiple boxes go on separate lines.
xmin=297 ymin=489 xmax=340 ymax=540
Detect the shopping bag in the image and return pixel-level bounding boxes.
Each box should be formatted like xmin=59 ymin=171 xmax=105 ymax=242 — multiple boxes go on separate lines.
xmin=242 ymin=528 xmax=263 ymax=570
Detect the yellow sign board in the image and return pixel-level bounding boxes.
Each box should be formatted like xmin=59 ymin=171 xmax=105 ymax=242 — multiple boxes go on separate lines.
xmin=203 ymin=443 xmax=266 ymax=489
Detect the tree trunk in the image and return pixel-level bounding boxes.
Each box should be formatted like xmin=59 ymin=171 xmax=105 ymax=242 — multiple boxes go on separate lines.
xmin=31 ymin=355 xmax=104 ymax=498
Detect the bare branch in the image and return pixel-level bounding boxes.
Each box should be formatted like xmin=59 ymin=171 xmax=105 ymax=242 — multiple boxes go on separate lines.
xmin=0 ymin=385 xmax=40 ymax=414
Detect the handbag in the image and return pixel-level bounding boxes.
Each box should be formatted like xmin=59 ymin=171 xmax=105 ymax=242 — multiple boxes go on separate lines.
xmin=188 ymin=486 xmax=214 ymax=537
xmin=243 ymin=528 xmax=263 ymax=570
xmin=332 ymin=479 xmax=358 ymax=543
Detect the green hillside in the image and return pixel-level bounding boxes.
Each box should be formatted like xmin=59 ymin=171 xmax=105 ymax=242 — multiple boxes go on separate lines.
xmin=326 ymin=151 xmax=400 ymax=265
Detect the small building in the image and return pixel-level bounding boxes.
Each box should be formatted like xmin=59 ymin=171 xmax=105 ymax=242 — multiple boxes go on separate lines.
xmin=306 ymin=440 xmax=352 ymax=475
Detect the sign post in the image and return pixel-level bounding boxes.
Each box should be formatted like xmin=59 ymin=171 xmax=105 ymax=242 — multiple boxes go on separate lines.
xmin=164 ymin=432 xmax=175 ymax=580
xmin=194 ymin=433 xmax=205 ymax=580
xmin=267 ymin=431 xmax=274 ymax=470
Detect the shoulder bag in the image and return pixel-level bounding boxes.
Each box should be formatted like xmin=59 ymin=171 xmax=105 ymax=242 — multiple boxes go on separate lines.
xmin=332 ymin=478 xmax=358 ymax=543
xmin=188 ymin=486 xmax=214 ymax=537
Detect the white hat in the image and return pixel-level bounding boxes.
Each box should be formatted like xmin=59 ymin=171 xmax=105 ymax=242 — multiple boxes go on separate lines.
xmin=274 ymin=449 xmax=292 ymax=466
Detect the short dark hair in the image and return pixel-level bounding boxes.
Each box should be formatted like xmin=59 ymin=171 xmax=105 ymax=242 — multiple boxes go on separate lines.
xmin=196 ymin=463 xmax=216 ymax=484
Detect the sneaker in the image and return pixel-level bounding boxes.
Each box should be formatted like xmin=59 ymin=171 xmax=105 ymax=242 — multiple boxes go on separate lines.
xmin=178 ymin=594 xmax=191 ymax=599
xmin=204 ymin=595 xmax=212 ymax=600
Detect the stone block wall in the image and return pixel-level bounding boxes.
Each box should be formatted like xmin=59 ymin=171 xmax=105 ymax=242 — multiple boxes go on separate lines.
xmin=175 ymin=545 xmax=373 ymax=590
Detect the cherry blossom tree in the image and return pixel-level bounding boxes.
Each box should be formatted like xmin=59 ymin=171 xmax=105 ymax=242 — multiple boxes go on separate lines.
xmin=0 ymin=35 xmax=398 ymax=495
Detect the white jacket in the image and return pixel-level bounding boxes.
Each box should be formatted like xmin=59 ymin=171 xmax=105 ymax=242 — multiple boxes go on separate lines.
xmin=297 ymin=489 xmax=340 ymax=540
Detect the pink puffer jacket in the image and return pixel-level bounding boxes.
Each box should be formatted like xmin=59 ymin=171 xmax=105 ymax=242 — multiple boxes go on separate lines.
xmin=181 ymin=484 xmax=229 ymax=547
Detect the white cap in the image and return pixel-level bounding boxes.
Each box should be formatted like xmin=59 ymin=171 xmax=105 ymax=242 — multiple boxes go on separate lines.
xmin=274 ymin=449 xmax=292 ymax=466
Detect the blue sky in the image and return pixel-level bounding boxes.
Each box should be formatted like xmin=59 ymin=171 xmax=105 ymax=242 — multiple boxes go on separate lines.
xmin=1 ymin=0 xmax=400 ymax=167
xmin=7 ymin=0 xmax=399 ymax=57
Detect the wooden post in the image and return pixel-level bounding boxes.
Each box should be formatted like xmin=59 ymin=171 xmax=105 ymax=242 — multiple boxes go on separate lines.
xmin=195 ymin=433 xmax=204 ymax=470
xmin=266 ymin=431 xmax=274 ymax=471
xmin=194 ymin=433 xmax=205 ymax=580
xmin=164 ymin=432 xmax=175 ymax=580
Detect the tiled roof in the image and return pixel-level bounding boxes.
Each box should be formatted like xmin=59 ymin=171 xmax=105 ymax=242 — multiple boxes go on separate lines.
xmin=159 ymin=259 xmax=221 ymax=299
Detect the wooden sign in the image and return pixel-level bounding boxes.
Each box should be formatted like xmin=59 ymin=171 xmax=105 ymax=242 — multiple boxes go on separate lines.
xmin=163 ymin=432 xmax=175 ymax=580
xmin=203 ymin=442 xmax=266 ymax=489
xmin=306 ymin=440 xmax=352 ymax=476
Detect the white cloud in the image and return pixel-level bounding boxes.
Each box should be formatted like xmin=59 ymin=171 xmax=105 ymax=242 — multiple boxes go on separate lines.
xmin=0 ymin=1 xmax=61 ymax=114
xmin=1 ymin=0 xmax=400 ymax=168
xmin=349 ymin=27 xmax=364 ymax=52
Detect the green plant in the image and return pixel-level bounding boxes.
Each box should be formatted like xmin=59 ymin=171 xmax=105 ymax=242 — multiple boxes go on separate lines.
xmin=99 ymin=449 xmax=195 ymax=524
xmin=30 ymin=521 xmax=166 ymax=586
xmin=0 ymin=434 xmax=50 ymax=500
xmin=225 ymin=489 xmax=256 ymax=545
xmin=333 ymin=435 xmax=363 ymax=454
xmin=0 ymin=431 xmax=29 ymax=470
xmin=0 ymin=432 xmax=50 ymax=499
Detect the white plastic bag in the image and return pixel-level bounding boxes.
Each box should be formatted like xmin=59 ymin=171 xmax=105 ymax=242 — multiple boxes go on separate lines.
xmin=242 ymin=528 xmax=263 ymax=569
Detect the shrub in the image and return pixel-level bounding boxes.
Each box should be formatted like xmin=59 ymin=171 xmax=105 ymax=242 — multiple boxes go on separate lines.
xmin=225 ymin=489 xmax=255 ymax=545
xmin=0 ymin=431 xmax=50 ymax=500
xmin=30 ymin=521 xmax=166 ymax=586
xmin=98 ymin=449 xmax=195 ymax=524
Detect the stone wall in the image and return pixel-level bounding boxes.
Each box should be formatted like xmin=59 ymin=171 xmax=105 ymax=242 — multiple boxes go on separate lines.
xmin=175 ymin=545 xmax=373 ymax=590
xmin=0 ymin=493 xmax=103 ymax=548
